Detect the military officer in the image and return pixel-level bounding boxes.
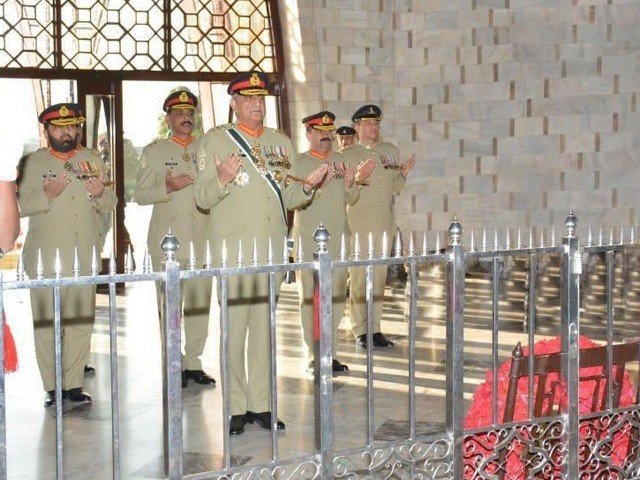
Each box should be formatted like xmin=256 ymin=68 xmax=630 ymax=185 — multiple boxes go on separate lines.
xmin=195 ymin=71 xmax=329 ymax=435
xmin=335 ymin=126 xmax=357 ymax=152
xmin=291 ymin=111 xmax=375 ymax=373
xmin=135 ymin=89 xmax=215 ymax=388
xmin=342 ymin=104 xmax=416 ymax=348
xmin=18 ymin=103 xmax=117 ymax=406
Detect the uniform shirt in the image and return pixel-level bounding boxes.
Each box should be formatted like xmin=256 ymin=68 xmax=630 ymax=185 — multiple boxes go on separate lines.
xmin=290 ymin=150 xmax=359 ymax=259
xmin=18 ymin=147 xmax=117 ymax=276
xmin=341 ymin=141 xmax=405 ymax=236
xmin=195 ymin=123 xmax=312 ymax=263
xmin=135 ymin=136 xmax=209 ymax=262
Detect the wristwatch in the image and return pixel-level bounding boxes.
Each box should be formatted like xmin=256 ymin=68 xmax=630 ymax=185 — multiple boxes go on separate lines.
xmin=0 ymin=248 xmax=4 ymax=260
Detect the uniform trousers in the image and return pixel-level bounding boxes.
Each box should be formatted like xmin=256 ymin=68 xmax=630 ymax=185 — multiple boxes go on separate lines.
xmin=219 ymin=273 xmax=281 ymax=416
xmin=155 ymin=257 xmax=212 ymax=370
xmin=31 ymin=284 xmax=95 ymax=391
xmin=348 ymin=264 xmax=388 ymax=337
xmin=296 ymin=268 xmax=348 ymax=356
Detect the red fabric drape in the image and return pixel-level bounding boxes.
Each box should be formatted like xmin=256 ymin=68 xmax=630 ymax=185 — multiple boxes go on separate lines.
xmin=3 ymin=312 xmax=17 ymax=373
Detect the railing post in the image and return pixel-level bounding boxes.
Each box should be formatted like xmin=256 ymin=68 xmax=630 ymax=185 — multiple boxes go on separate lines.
xmin=161 ymin=232 xmax=183 ymax=480
xmin=561 ymin=212 xmax=580 ymax=478
xmin=312 ymin=224 xmax=334 ymax=479
xmin=446 ymin=217 xmax=465 ymax=478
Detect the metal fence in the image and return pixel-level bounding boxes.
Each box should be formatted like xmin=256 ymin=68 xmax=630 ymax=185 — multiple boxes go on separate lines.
xmin=0 ymin=212 xmax=639 ymax=479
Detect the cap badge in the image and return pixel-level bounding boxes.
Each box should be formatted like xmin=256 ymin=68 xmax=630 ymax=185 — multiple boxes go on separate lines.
xmin=59 ymin=105 xmax=69 ymax=117
xmin=322 ymin=114 xmax=330 ymax=125
xmin=368 ymin=106 xmax=375 ymax=114
xmin=179 ymin=91 xmax=189 ymax=102
xmin=249 ymin=73 xmax=261 ymax=87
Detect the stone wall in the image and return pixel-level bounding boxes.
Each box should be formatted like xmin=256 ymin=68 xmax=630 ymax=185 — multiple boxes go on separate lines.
xmin=279 ymin=0 xmax=640 ymax=240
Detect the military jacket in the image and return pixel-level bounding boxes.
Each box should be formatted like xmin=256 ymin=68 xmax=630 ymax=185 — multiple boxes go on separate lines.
xmin=290 ymin=150 xmax=359 ymax=259
xmin=18 ymin=147 xmax=117 ymax=276
xmin=341 ymin=141 xmax=405 ymax=236
xmin=135 ymin=137 xmax=209 ymax=262
xmin=195 ymin=123 xmax=312 ymax=263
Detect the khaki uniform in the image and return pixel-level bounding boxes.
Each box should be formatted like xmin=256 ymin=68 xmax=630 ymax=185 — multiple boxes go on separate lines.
xmin=196 ymin=124 xmax=310 ymax=415
xmin=18 ymin=147 xmax=117 ymax=391
xmin=342 ymin=142 xmax=405 ymax=337
xmin=134 ymin=137 xmax=212 ymax=370
xmin=195 ymin=123 xmax=311 ymax=416
xmin=290 ymin=150 xmax=359 ymax=355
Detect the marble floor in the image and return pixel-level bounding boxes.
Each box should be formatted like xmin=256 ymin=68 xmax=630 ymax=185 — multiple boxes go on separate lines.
xmin=1 ymin=253 xmax=639 ymax=479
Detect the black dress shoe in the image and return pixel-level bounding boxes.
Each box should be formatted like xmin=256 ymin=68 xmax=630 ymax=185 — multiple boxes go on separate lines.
xmin=84 ymin=363 xmax=96 ymax=374
xmin=332 ymin=359 xmax=349 ymax=372
xmin=245 ymin=411 xmax=285 ymax=430
xmin=307 ymin=359 xmax=350 ymax=373
xmin=229 ymin=414 xmax=246 ymax=435
xmin=63 ymin=388 xmax=92 ymax=403
xmin=373 ymin=332 xmax=394 ymax=347
xmin=44 ymin=390 xmax=55 ymax=408
xmin=181 ymin=371 xmax=187 ymax=388
xmin=357 ymin=332 xmax=395 ymax=348
xmin=183 ymin=369 xmax=216 ymax=386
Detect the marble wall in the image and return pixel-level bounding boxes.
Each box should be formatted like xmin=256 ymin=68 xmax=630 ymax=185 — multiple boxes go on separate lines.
xmin=279 ymin=0 xmax=640 ymax=241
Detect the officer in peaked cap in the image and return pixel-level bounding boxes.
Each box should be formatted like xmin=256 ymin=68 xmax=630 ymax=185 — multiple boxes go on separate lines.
xmin=342 ymin=104 xmax=416 ymax=349
xmin=226 ymin=70 xmax=270 ymax=96
xmin=19 ymin=102 xmax=117 ymax=407
xmin=135 ymin=88 xmax=216 ymax=389
xmin=350 ymin=104 xmax=382 ymax=123
xmin=195 ymin=71 xmax=329 ymax=435
xmin=162 ymin=89 xmax=198 ymax=112
xmin=38 ymin=102 xmax=86 ymax=127
xmin=291 ymin=111 xmax=373 ymax=375
xmin=335 ymin=126 xmax=357 ymax=152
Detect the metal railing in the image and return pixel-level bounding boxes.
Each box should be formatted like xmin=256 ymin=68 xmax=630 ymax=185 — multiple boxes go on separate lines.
xmin=0 ymin=212 xmax=639 ymax=479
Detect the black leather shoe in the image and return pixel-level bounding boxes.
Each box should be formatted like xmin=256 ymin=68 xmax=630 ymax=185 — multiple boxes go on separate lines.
xmin=333 ymin=359 xmax=349 ymax=372
xmin=84 ymin=363 xmax=96 ymax=374
xmin=229 ymin=414 xmax=246 ymax=435
xmin=245 ymin=411 xmax=285 ymax=430
xmin=357 ymin=333 xmax=395 ymax=348
xmin=44 ymin=390 xmax=55 ymax=408
xmin=373 ymin=332 xmax=394 ymax=347
xmin=183 ymin=369 xmax=216 ymax=386
xmin=63 ymin=388 xmax=92 ymax=403
xmin=181 ymin=371 xmax=187 ymax=388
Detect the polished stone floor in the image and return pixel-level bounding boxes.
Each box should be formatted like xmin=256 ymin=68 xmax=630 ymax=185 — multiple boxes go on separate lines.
xmin=2 ymin=251 xmax=639 ymax=479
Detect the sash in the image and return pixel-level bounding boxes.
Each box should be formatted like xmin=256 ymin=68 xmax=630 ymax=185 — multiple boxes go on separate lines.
xmin=225 ymin=128 xmax=287 ymax=227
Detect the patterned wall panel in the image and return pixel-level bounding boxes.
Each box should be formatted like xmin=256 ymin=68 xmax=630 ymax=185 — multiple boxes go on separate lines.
xmin=281 ymin=0 xmax=640 ymax=237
